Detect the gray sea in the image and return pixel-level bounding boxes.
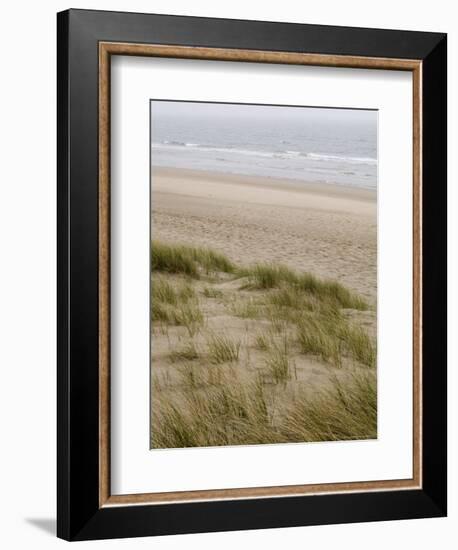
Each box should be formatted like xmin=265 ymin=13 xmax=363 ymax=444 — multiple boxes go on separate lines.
xmin=150 ymin=101 xmax=378 ymax=189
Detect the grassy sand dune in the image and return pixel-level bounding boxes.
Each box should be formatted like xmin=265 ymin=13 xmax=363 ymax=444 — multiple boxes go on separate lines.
xmin=151 ymin=167 xmax=377 ymax=303
xmin=151 ymin=241 xmax=377 ymax=449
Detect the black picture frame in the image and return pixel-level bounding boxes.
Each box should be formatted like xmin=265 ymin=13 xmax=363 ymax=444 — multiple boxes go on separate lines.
xmin=57 ymin=8 xmax=447 ymax=541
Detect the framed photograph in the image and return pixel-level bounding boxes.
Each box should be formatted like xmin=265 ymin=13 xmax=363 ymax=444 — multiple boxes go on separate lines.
xmin=57 ymin=9 xmax=447 ymax=541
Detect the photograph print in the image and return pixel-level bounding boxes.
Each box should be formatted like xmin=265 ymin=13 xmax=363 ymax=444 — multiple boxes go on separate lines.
xmin=150 ymin=100 xmax=377 ymax=449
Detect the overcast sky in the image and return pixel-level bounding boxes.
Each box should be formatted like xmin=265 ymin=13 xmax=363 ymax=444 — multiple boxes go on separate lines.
xmin=150 ymin=100 xmax=377 ymax=125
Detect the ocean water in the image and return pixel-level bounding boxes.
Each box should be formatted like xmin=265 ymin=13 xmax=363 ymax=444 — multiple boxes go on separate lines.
xmin=150 ymin=101 xmax=378 ymax=189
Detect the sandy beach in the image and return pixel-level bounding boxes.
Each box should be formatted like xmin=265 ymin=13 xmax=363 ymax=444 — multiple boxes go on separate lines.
xmin=151 ymin=167 xmax=377 ymax=303
xmin=150 ymin=168 xmax=377 ymax=448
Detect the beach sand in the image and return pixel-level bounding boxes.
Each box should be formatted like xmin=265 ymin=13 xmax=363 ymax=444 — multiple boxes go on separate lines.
xmin=151 ymin=167 xmax=377 ymax=303
xmin=150 ymin=167 xmax=377 ymax=447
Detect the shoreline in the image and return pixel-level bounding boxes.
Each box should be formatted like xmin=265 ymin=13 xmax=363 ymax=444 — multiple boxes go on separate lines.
xmin=152 ymin=166 xmax=376 ymax=204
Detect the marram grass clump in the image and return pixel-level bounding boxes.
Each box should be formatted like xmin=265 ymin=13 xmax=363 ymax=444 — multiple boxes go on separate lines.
xmin=152 ymin=240 xmax=235 ymax=278
xmin=239 ymin=262 xmax=369 ymax=310
xmin=206 ymin=333 xmax=241 ymax=364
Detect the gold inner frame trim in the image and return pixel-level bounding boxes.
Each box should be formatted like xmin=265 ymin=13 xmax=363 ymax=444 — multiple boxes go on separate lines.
xmin=98 ymin=41 xmax=422 ymax=507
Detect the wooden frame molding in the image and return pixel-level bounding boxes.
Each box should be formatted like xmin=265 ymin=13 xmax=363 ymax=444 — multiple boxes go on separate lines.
xmin=98 ymin=41 xmax=423 ymax=508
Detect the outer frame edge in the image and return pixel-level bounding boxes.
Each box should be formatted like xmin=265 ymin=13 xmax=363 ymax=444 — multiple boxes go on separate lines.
xmin=70 ymin=489 xmax=444 ymax=541
xmin=420 ymin=35 xmax=447 ymax=516
xmin=56 ymin=8 xmax=70 ymax=542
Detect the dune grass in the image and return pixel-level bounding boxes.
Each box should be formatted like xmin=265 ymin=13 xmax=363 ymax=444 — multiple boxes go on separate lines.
xmin=268 ymin=285 xmax=314 ymax=310
xmin=231 ymin=297 xmax=264 ymax=319
xmin=152 ymin=240 xmax=235 ymax=278
xmin=295 ymin=312 xmax=375 ymax=368
xmin=255 ymin=331 xmax=272 ymax=351
xmin=239 ymin=264 xmax=298 ymax=290
xmin=151 ymin=369 xmax=376 ymax=448
xmin=296 ymin=316 xmax=343 ymax=367
xmin=264 ymin=339 xmax=294 ymax=384
xmin=196 ymin=247 xmax=235 ymax=275
xmin=151 ymin=240 xmax=376 ymax=448
xmin=152 ymin=241 xmax=199 ymax=277
xmin=153 ymin=242 xmax=368 ymax=311
xmin=152 ymin=373 xmax=273 ymax=448
xmin=176 ymin=303 xmax=204 ymax=337
xmin=151 ymin=276 xmax=204 ymax=336
xmin=152 ymin=277 xmax=178 ymax=306
xmin=151 ymin=276 xmax=194 ymax=323
xmin=207 ymin=333 xmax=241 ymax=364
xmin=152 ymin=243 xmax=374 ymax=366
xmin=152 ymin=276 xmax=196 ymax=306
xmin=338 ymin=324 xmax=376 ymax=368
xmin=281 ymin=371 xmax=377 ymax=442
xmin=239 ymin=263 xmax=368 ymax=310
xmin=152 ymin=302 xmax=204 ymax=336
xmin=177 ymin=363 xmax=203 ymax=389
xmin=169 ymin=340 xmax=200 ymax=363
